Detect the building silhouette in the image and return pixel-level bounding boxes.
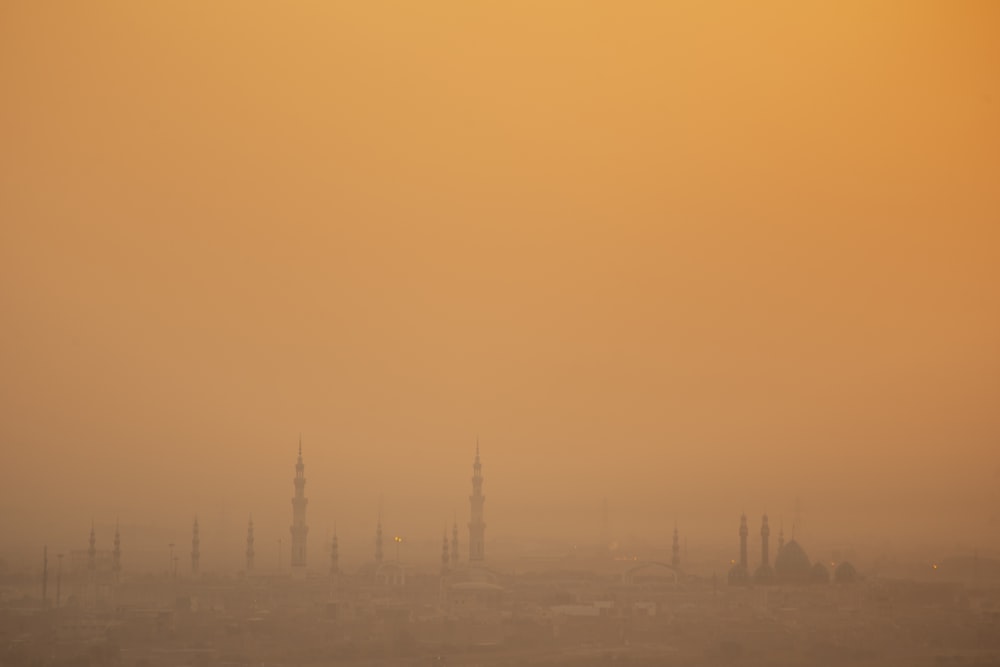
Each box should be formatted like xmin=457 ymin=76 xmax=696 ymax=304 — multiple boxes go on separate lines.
xmin=290 ymin=439 xmax=308 ymax=576
xmin=468 ymin=441 xmax=486 ymax=562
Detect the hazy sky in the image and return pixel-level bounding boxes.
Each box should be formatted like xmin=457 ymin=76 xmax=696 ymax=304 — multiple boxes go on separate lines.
xmin=1 ymin=2 xmax=998 ymax=565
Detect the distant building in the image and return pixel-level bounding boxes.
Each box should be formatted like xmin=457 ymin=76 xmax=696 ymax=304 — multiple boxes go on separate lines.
xmin=468 ymin=441 xmax=486 ymax=562
xmin=290 ymin=439 xmax=308 ymax=576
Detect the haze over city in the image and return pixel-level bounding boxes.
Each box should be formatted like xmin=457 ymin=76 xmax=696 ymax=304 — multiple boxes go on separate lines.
xmin=1 ymin=3 xmax=999 ymax=665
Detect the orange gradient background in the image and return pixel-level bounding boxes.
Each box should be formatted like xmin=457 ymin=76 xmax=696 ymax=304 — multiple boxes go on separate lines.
xmin=1 ymin=2 xmax=998 ymax=568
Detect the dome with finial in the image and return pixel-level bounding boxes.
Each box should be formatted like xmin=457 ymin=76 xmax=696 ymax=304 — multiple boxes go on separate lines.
xmin=774 ymin=539 xmax=812 ymax=582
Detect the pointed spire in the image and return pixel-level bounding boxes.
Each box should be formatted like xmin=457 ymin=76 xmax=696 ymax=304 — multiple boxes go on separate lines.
xmin=112 ymin=519 xmax=122 ymax=579
xmin=88 ymin=521 xmax=96 ymax=572
xmin=330 ymin=524 xmax=339 ymax=576
xmin=441 ymin=529 xmax=450 ymax=575
xmin=672 ymin=521 xmax=680 ymax=570
xmin=191 ymin=516 xmax=201 ymax=576
xmin=375 ymin=500 xmax=384 ymax=563
xmin=246 ymin=514 xmax=255 ymax=572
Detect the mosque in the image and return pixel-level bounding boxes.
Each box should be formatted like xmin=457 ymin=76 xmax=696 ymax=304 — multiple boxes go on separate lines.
xmin=728 ymin=512 xmax=859 ymax=586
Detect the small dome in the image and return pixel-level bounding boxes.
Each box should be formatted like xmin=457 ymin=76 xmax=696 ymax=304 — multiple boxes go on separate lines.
xmin=810 ymin=561 xmax=830 ymax=583
xmin=834 ymin=561 xmax=858 ymax=584
xmin=774 ymin=540 xmax=812 ymax=581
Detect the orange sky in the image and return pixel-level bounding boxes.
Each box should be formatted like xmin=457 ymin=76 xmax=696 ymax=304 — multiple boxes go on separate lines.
xmin=1 ymin=2 xmax=998 ymax=566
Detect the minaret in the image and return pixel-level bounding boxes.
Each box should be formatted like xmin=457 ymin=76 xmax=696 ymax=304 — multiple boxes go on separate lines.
xmin=42 ymin=546 xmax=48 ymax=606
xmin=88 ymin=522 xmax=97 ymax=573
xmin=290 ymin=439 xmax=309 ymax=574
xmin=739 ymin=513 xmax=748 ymax=571
xmin=246 ymin=516 xmax=255 ymax=572
xmin=778 ymin=520 xmax=785 ymax=553
xmin=450 ymin=517 xmax=459 ymax=567
xmin=112 ymin=521 xmax=122 ymax=582
xmin=375 ymin=507 xmax=384 ymax=563
xmin=468 ymin=440 xmax=486 ymax=562
xmin=191 ymin=517 xmax=200 ymax=576
xmin=760 ymin=514 xmax=771 ymax=568
xmin=331 ymin=532 xmax=340 ymax=575
xmin=671 ymin=523 xmax=680 ymax=569
xmin=441 ymin=530 xmax=450 ymax=576
xmin=601 ymin=497 xmax=610 ymax=550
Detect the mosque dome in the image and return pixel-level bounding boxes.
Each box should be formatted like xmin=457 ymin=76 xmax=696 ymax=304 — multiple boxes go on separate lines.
xmin=834 ymin=561 xmax=858 ymax=584
xmin=774 ymin=540 xmax=812 ymax=582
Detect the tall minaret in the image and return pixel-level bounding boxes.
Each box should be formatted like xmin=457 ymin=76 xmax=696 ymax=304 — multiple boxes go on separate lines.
xmin=450 ymin=517 xmax=459 ymax=567
xmin=760 ymin=514 xmax=771 ymax=568
xmin=441 ymin=530 xmax=450 ymax=576
xmin=290 ymin=439 xmax=309 ymax=574
xmin=88 ymin=522 xmax=97 ymax=573
xmin=191 ymin=517 xmax=200 ymax=576
xmin=739 ymin=513 xmax=748 ymax=571
xmin=601 ymin=498 xmax=611 ymax=550
xmin=672 ymin=523 xmax=680 ymax=569
xmin=375 ymin=506 xmax=384 ymax=563
xmin=246 ymin=516 xmax=255 ymax=572
xmin=112 ymin=521 xmax=122 ymax=581
xmin=330 ymin=527 xmax=339 ymax=576
xmin=468 ymin=440 xmax=486 ymax=562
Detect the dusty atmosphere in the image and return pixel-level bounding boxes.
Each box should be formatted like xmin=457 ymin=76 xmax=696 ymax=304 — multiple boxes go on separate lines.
xmin=1 ymin=2 xmax=999 ymax=665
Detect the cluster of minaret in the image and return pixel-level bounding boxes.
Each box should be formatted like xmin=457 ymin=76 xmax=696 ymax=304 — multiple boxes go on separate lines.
xmin=248 ymin=437 xmax=485 ymax=575
xmin=730 ymin=512 xmax=779 ymax=585
xmin=71 ymin=438 xmax=488 ymax=580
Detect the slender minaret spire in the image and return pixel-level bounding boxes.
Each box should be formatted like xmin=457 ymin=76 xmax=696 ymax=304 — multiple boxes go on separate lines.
xmin=330 ymin=526 xmax=339 ymax=576
xmin=56 ymin=553 xmax=63 ymax=608
xmin=601 ymin=497 xmax=610 ymax=549
xmin=112 ymin=520 xmax=122 ymax=581
xmin=778 ymin=519 xmax=785 ymax=553
xmin=290 ymin=439 xmax=309 ymax=574
xmin=672 ymin=523 xmax=680 ymax=569
xmin=450 ymin=515 xmax=459 ymax=566
xmin=42 ymin=546 xmax=48 ymax=605
xmin=88 ymin=522 xmax=96 ymax=573
xmin=246 ymin=515 xmax=255 ymax=572
xmin=375 ymin=503 xmax=384 ymax=563
xmin=739 ymin=513 xmax=748 ymax=571
xmin=441 ymin=529 xmax=450 ymax=576
xmin=760 ymin=514 xmax=771 ymax=568
xmin=191 ymin=517 xmax=200 ymax=576
xmin=468 ymin=439 xmax=486 ymax=562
